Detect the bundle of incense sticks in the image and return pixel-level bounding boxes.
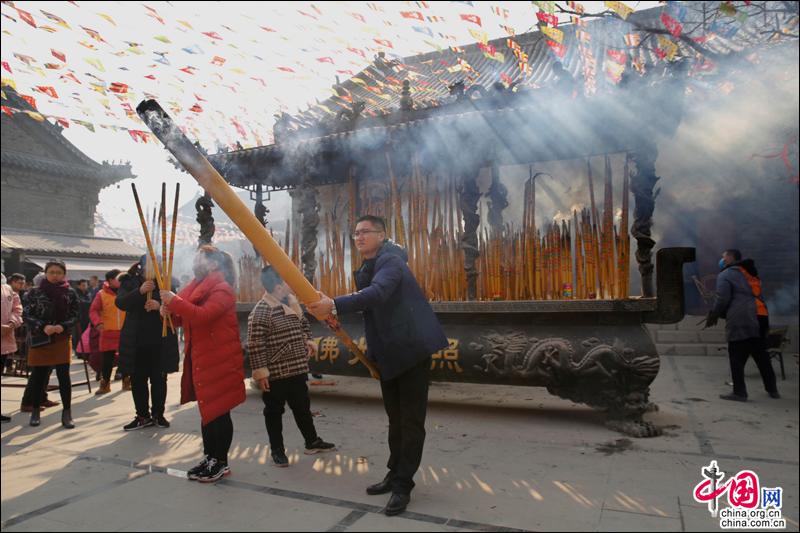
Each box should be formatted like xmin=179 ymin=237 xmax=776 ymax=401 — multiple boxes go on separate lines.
xmin=288 ymin=154 xmax=632 ymax=302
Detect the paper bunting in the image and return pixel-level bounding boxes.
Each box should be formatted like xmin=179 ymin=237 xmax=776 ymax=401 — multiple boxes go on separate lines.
xmin=500 ymin=25 xmax=516 ymax=36
xmin=109 ymin=82 xmax=129 ymax=94
xmin=546 ymin=40 xmax=566 ymax=58
xmin=97 ymin=13 xmax=117 ymax=26
xmin=51 ymin=49 xmax=66 ymax=62
xmin=20 ymin=94 xmax=37 ymax=109
xmin=60 ymin=72 xmax=82 ymax=84
xmin=719 ymin=2 xmax=737 ymax=17
xmin=15 ymin=8 xmax=37 ymax=28
xmin=24 ymin=110 xmax=45 ymax=121
xmin=660 ymin=12 xmax=683 ymax=38
xmin=605 ymin=1 xmax=633 ymax=20
xmin=81 ymin=26 xmax=108 ymax=44
xmin=606 ymin=49 xmax=627 ymax=65
xmin=532 ymin=2 xmax=556 ymax=14
xmin=623 ymin=33 xmax=640 ymax=46
xmin=34 ymin=86 xmax=59 ymax=98
xmin=143 ymin=5 xmax=165 ymax=24
xmin=605 ymin=60 xmax=625 ymax=83
xmin=460 ymin=14 xmax=482 ymax=26
xmin=72 ymin=119 xmax=95 ymax=131
xmin=128 ymin=129 xmax=150 ymax=143
xmin=401 ymin=11 xmax=424 ymax=21
xmin=540 ymin=26 xmax=563 ymax=43
xmin=84 ymin=57 xmax=106 ymax=72
xmin=536 ymin=12 xmax=558 ymax=27
xmin=13 ymin=53 xmax=37 ymax=66
xmin=656 ymin=35 xmax=679 ymax=60
xmin=40 ymin=10 xmax=70 ymax=29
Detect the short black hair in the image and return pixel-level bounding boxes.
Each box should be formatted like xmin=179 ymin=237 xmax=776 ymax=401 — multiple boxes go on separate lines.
xmin=77 ymin=279 xmax=88 ymax=285
xmin=260 ymin=265 xmax=285 ymax=292
xmin=44 ymin=260 xmax=67 ymax=274
xmin=724 ymin=249 xmax=742 ymax=261
xmin=8 ymin=273 xmax=26 ymax=283
xmin=355 ymin=215 xmax=386 ymax=232
xmin=105 ymin=269 xmax=121 ymax=281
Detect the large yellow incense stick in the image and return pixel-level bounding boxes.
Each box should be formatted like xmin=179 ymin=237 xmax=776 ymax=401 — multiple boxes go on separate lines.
xmin=132 ymin=183 xmax=167 ymax=300
xmin=136 ymin=99 xmax=379 ymax=379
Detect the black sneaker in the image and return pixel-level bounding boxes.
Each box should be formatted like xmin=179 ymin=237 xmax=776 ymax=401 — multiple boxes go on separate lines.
xmin=196 ymin=458 xmax=230 ymax=483
xmin=719 ymin=393 xmax=748 ymax=402
xmin=187 ymin=456 xmax=210 ymax=480
xmin=768 ymin=391 xmax=781 ymax=399
xmin=271 ymin=451 xmax=289 ymax=467
xmin=123 ymin=416 xmax=154 ymax=431
xmin=304 ymin=437 xmax=336 ymax=455
xmin=0 ymin=415 xmax=10 ymax=423
xmin=153 ymin=415 xmax=170 ymax=428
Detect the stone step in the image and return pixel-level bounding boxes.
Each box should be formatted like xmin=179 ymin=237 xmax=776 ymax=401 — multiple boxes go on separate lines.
xmin=656 ymin=330 xmax=699 ymax=343
xmin=654 ymin=343 xmax=729 ymax=356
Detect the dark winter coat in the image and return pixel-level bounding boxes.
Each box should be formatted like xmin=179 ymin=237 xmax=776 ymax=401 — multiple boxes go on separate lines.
xmin=334 ymin=240 xmax=448 ymax=381
xmin=115 ymin=271 xmax=179 ymax=375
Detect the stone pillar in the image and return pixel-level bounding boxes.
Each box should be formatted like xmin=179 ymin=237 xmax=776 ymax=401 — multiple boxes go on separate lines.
xmin=195 ymin=191 xmax=215 ymax=247
xmin=487 ymin=162 xmax=508 ymax=236
xmin=299 ymin=180 xmax=319 ymax=283
xmin=630 ymin=143 xmax=660 ymax=297
xmin=253 ymin=183 xmax=268 ymax=257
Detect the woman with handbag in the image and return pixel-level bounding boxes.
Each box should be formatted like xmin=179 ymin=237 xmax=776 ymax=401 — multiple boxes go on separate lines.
xmin=23 ymin=260 xmax=80 ymax=428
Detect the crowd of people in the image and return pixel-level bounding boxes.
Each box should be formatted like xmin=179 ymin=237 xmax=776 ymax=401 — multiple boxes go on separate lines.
xmin=0 ymin=222 xmax=782 ymax=515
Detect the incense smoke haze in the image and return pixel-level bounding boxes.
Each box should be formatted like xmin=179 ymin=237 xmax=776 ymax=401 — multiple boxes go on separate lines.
xmin=162 ymin=24 xmax=798 ymax=316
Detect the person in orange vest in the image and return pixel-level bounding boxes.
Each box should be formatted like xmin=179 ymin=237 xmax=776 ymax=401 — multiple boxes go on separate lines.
xmin=706 ymin=249 xmax=779 ymax=401
xmin=89 ymin=269 xmax=127 ymax=394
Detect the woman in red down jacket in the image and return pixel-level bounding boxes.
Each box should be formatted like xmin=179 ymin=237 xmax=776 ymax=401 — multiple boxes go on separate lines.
xmin=160 ymin=245 xmax=245 ymax=484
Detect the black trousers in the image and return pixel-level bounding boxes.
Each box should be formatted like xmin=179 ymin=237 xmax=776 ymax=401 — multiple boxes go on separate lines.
xmin=202 ymin=412 xmax=233 ymax=464
xmin=379 ymin=357 xmax=431 ymax=495
xmin=30 ymin=364 xmax=71 ymax=410
xmin=22 ymin=368 xmax=51 ymax=406
xmin=101 ymin=351 xmax=115 ymax=382
xmin=262 ymin=373 xmax=318 ymax=453
xmin=729 ymin=339 xmax=778 ymax=397
xmin=131 ymin=345 xmax=167 ymax=418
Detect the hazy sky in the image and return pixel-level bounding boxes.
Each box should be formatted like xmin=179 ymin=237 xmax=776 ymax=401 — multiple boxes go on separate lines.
xmin=2 ymin=1 xmax=658 ymax=232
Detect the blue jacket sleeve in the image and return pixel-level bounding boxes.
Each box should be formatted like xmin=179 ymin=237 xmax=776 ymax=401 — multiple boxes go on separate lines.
xmin=712 ymin=270 xmax=733 ymax=318
xmin=334 ymin=255 xmax=404 ymax=315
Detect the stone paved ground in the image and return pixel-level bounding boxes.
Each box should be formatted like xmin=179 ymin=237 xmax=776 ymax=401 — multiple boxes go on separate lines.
xmin=2 ymin=354 xmax=798 ymax=531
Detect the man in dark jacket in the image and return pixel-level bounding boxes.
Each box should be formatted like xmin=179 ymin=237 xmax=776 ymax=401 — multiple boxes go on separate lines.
xmin=707 ymin=249 xmax=779 ymax=401
xmin=72 ymin=279 xmax=92 ymax=351
xmin=308 ymin=215 xmax=448 ymax=516
xmin=116 ymin=256 xmax=180 ymax=430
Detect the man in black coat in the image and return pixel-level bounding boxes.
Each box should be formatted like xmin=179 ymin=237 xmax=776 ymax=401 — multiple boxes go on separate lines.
xmin=116 ymin=257 xmax=180 ymax=431
xmin=308 ymin=215 xmax=448 ymax=516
